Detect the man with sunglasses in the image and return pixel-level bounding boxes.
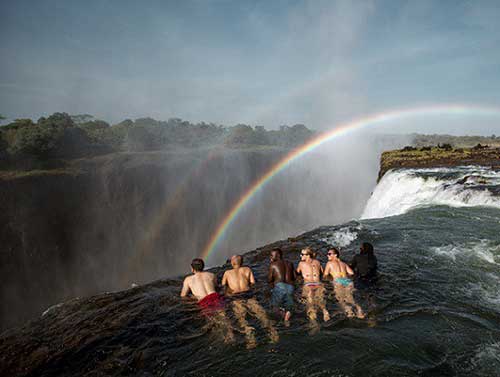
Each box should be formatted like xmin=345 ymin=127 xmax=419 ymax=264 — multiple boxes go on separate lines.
xmin=296 ymin=247 xmax=330 ymax=323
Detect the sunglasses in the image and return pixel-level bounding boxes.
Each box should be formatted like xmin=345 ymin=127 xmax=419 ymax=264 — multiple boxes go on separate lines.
xmin=327 ymin=252 xmax=334 ymax=256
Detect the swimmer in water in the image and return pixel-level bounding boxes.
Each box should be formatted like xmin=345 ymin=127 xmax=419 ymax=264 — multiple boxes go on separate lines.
xmin=350 ymin=242 xmax=378 ymax=284
xmin=296 ymin=247 xmax=330 ymax=327
xmin=222 ymin=255 xmax=278 ymax=348
xmin=324 ymin=248 xmax=365 ymax=319
xmin=268 ymin=248 xmax=296 ymax=322
xmin=180 ymin=258 xmax=234 ymax=342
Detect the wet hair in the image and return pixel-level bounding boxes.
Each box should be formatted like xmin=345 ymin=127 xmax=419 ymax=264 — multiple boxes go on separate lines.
xmin=232 ymin=255 xmax=243 ymax=266
xmin=329 ymin=247 xmax=340 ymax=257
xmin=272 ymin=248 xmax=283 ymax=258
xmin=302 ymin=247 xmax=314 ymax=257
xmin=191 ymin=258 xmax=205 ymax=272
xmin=361 ymin=242 xmax=374 ymax=256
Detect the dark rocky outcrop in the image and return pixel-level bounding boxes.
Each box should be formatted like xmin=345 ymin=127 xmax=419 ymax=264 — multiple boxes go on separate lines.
xmin=0 ymin=230 xmax=329 ymax=377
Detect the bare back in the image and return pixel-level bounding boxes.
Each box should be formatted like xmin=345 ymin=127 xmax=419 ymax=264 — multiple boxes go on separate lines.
xmin=324 ymin=260 xmax=354 ymax=279
xmin=268 ymin=260 xmax=295 ymax=286
xmin=297 ymin=260 xmax=323 ymax=283
xmin=222 ymin=266 xmax=255 ymax=294
xmin=180 ymin=271 xmax=217 ymax=301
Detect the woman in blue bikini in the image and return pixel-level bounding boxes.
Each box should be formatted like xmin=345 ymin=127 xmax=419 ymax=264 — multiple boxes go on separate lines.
xmin=324 ymin=248 xmax=365 ymax=319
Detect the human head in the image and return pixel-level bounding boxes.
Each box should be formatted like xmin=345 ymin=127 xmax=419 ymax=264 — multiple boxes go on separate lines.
xmin=327 ymin=247 xmax=340 ymax=260
xmin=360 ymin=242 xmax=374 ymax=256
xmin=191 ymin=258 xmax=205 ymax=272
xmin=270 ymin=248 xmax=282 ymax=261
xmin=231 ymin=255 xmax=243 ymax=268
xmin=300 ymin=247 xmax=314 ymax=261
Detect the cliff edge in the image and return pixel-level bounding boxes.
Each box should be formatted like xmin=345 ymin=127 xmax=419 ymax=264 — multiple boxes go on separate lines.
xmin=378 ymin=145 xmax=500 ymax=181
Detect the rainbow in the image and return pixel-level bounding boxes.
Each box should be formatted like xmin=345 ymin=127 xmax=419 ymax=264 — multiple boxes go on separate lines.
xmin=200 ymin=104 xmax=500 ymax=263
xmin=126 ymin=148 xmax=223 ymax=279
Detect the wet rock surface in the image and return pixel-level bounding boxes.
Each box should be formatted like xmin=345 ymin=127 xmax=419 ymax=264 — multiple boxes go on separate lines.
xmin=0 ymin=234 xmax=325 ymax=377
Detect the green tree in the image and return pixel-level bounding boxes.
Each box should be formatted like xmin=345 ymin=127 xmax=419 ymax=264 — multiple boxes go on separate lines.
xmin=71 ymin=114 xmax=94 ymax=125
xmin=124 ymin=125 xmax=155 ymax=151
xmin=9 ymin=113 xmax=75 ymax=158
xmin=9 ymin=124 xmax=63 ymax=158
xmin=225 ymin=124 xmax=255 ymax=145
xmin=78 ymin=120 xmax=111 ymax=143
xmin=2 ymin=118 xmax=35 ymax=131
xmin=38 ymin=112 xmax=75 ymax=129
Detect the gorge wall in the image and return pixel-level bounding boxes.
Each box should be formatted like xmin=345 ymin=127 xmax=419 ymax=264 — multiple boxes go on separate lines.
xmin=1 ymin=148 xmax=291 ymax=330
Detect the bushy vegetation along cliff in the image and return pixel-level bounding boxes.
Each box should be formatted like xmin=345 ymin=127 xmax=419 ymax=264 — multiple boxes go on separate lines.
xmin=411 ymin=133 xmax=500 ymax=148
xmin=0 ymin=113 xmax=315 ymax=170
xmin=379 ymin=144 xmax=500 ymax=180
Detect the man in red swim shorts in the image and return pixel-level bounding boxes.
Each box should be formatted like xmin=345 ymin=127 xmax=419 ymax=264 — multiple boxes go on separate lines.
xmin=180 ymin=258 xmax=234 ymax=342
xmin=180 ymin=258 xmax=224 ymax=313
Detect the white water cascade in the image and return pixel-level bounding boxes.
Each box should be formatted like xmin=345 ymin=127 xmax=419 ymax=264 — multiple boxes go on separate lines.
xmin=361 ymin=167 xmax=500 ymax=219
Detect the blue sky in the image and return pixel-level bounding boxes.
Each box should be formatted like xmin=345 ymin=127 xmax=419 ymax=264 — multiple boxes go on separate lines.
xmin=1 ymin=0 xmax=500 ymax=134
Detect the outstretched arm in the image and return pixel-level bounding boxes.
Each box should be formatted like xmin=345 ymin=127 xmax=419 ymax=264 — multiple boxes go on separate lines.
xmin=249 ymin=269 xmax=255 ymax=285
xmin=180 ymin=278 xmax=191 ymax=297
xmin=346 ymin=264 xmax=354 ymax=276
xmin=296 ymin=262 xmax=303 ymax=281
xmin=323 ymin=263 xmax=331 ymax=280
xmin=296 ymin=262 xmax=302 ymax=275
xmin=268 ymin=265 xmax=275 ymax=285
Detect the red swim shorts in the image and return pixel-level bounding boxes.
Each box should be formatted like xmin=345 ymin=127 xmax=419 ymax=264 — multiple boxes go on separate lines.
xmin=198 ymin=292 xmax=225 ymax=315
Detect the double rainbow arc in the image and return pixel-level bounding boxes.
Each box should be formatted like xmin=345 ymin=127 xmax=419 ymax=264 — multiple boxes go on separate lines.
xmin=201 ymin=104 xmax=500 ymax=263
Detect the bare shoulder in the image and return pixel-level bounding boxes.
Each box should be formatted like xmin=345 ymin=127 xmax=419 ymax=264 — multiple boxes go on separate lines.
xmin=183 ymin=275 xmax=193 ymax=285
xmin=224 ymin=269 xmax=235 ymax=277
xmin=243 ymin=266 xmax=252 ymax=274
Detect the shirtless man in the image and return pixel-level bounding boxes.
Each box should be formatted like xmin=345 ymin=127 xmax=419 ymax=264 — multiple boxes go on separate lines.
xmin=296 ymin=247 xmax=330 ymax=324
xmin=222 ymin=255 xmax=278 ymax=347
xmin=181 ymin=258 xmax=222 ymax=306
xmin=268 ymin=248 xmax=296 ymax=321
xmin=221 ymin=255 xmax=255 ymax=294
xmin=324 ymin=248 xmax=364 ymax=318
xmin=180 ymin=258 xmax=234 ymax=342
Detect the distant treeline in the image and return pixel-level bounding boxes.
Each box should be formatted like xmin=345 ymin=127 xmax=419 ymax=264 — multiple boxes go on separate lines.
xmin=411 ymin=133 xmax=499 ymax=148
xmin=0 ymin=113 xmax=315 ymax=161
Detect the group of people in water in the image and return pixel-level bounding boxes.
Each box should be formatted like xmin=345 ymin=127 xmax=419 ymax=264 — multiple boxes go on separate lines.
xmin=180 ymin=243 xmax=377 ymax=346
